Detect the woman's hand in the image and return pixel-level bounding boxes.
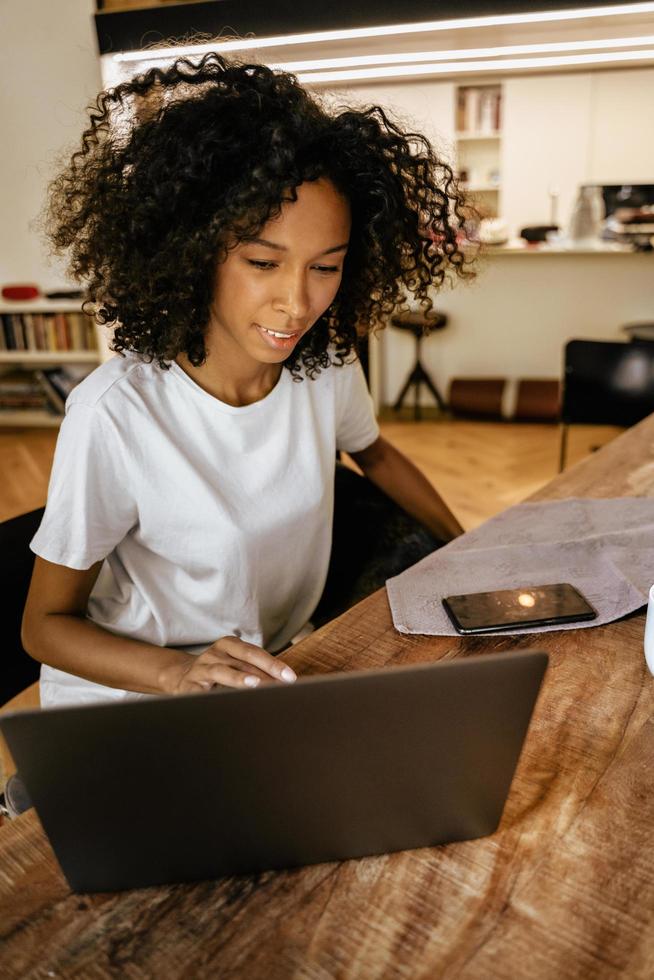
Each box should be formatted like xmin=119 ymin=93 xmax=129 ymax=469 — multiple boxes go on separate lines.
xmin=161 ymin=635 xmax=297 ymax=694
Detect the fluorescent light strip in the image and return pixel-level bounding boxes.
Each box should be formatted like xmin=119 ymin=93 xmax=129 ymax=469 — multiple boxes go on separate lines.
xmin=270 ymin=34 xmax=654 ymax=72
xmin=295 ymin=47 xmax=654 ymax=83
xmin=113 ymin=3 xmax=654 ymax=62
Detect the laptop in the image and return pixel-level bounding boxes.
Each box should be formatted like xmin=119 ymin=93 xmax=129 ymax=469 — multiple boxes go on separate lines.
xmin=0 ymin=649 xmax=547 ymax=893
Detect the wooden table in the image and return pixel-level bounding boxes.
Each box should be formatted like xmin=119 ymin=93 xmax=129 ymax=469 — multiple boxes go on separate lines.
xmin=2 ymin=419 xmax=654 ymax=979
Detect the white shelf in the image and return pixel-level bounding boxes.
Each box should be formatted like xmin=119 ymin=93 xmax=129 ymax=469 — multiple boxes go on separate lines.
xmin=0 ymin=299 xmax=83 ymax=313
xmin=0 ymin=410 xmax=63 ymax=427
xmin=455 ymin=131 xmax=501 ymax=140
xmin=0 ymin=351 xmax=98 ymax=364
xmin=462 ymin=184 xmax=502 ymax=193
xmin=0 ymin=304 xmax=101 ymax=424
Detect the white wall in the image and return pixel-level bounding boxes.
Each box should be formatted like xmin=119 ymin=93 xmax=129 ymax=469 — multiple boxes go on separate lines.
xmin=589 ymin=68 xmax=654 ymax=183
xmin=0 ymin=0 xmax=101 ymax=289
xmin=501 ymin=68 xmax=654 ymax=237
xmin=501 ymin=74 xmax=593 ymax=235
xmin=380 ymin=253 xmax=654 ymax=407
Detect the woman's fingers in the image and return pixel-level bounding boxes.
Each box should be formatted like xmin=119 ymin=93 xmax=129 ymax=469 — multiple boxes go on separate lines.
xmin=174 ymin=636 xmax=299 ymax=693
xmin=209 ymin=636 xmax=297 ymax=684
xmin=186 ymin=663 xmax=266 ymax=692
xmin=178 ymin=636 xmax=297 ymax=691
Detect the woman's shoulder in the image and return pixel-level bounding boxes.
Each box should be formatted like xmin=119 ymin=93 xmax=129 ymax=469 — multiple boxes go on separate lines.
xmin=66 ymin=351 xmax=162 ymax=412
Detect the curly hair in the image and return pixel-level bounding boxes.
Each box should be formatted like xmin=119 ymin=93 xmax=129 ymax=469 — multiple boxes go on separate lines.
xmin=44 ymin=51 xmax=476 ymax=379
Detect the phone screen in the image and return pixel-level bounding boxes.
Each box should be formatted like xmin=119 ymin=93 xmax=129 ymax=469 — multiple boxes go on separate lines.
xmin=442 ymin=583 xmax=597 ymax=634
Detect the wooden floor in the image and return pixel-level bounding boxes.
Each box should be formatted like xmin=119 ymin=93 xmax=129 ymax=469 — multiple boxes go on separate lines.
xmin=378 ymin=413 xmax=623 ymax=529
xmin=0 ymin=417 xmax=623 ymax=528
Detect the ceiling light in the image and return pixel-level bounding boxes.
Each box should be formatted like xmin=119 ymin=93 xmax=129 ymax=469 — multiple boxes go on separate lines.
xmin=269 ymin=34 xmax=654 ymax=72
xmin=296 ymin=47 xmax=654 ymax=83
xmin=113 ymin=3 xmax=654 ymax=63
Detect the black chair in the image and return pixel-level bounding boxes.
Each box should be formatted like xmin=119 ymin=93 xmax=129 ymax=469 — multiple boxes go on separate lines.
xmin=311 ymin=463 xmax=445 ymax=627
xmin=559 ymin=339 xmax=654 ymax=471
xmin=0 ymin=508 xmax=43 ymax=705
xmin=391 ymin=312 xmax=448 ymax=419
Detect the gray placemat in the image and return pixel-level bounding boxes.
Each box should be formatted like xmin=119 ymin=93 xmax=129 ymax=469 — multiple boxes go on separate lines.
xmin=386 ymin=498 xmax=654 ymax=636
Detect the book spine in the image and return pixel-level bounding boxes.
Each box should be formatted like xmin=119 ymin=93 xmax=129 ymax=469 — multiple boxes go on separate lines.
xmin=14 ymin=315 xmax=26 ymax=350
xmin=6 ymin=315 xmax=17 ymax=350
xmin=33 ymin=370 xmax=66 ymax=414
xmin=23 ymin=313 xmax=36 ymax=351
xmin=44 ymin=314 xmax=57 ymax=351
xmin=86 ymin=318 xmax=98 ymax=351
xmin=69 ymin=312 xmax=84 ymax=350
xmin=54 ymin=313 xmax=68 ymax=351
xmin=33 ymin=314 xmax=45 ymax=351
xmin=465 ymin=89 xmax=481 ymax=132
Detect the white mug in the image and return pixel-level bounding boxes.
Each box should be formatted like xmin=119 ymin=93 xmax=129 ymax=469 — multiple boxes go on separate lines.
xmin=644 ymin=584 xmax=654 ymax=676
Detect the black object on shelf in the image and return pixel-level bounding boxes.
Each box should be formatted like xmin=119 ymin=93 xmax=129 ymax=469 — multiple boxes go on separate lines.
xmin=43 ymin=290 xmax=85 ymax=300
xmin=519 ymin=225 xmax=559 ymax=243
xmin=391 ymin=312 xmax=448 ymax=420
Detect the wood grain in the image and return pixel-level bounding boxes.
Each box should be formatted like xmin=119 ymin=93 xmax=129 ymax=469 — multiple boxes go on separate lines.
xmin=0 ymin=417 xmax=652 ymax=978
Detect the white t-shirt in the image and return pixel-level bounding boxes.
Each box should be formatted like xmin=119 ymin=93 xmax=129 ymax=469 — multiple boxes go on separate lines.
xmin=30 ymin=350 xmax=379 ymax=707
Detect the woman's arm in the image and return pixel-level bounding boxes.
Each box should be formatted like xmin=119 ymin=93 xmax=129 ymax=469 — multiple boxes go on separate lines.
xmin=22 ymin=557 xmax=295 ymax=695
xmin=348 ymin=435 xmax=464 ymax=542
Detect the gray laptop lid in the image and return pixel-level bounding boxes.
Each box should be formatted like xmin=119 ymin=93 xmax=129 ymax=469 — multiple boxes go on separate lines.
xmin=0 ymin=649 xmax=547 ymax=893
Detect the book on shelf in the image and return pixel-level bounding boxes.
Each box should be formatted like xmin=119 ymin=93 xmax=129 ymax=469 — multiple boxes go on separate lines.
xmin=39 ymin=364 xmax=93 ymax=401
xmin=0 ymin=311 xmax=98 ymax=353
xmin=33 ymin=370 xmax=66 ymax=414
xmin=456 ymin=86 xmax=502 ymax=133
xmin=0 ymin=364 xmax=94 ymax=416
xmin=0 ymin=369 xmax=53 ymax=413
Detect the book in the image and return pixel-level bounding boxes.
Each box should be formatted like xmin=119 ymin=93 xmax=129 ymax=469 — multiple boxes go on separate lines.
xmin=54 ymin=313 xmax=69 ymax=351
xmin=0 ymin=369 xmax=50 ymax=410
xmin=39 ymin=364 xmax=94 ymax=403
xmin=44 ymin=314 xmax=57 ymax=351
xmin=33 ymin=369 xmax=66 ymax=414
xmin=12 ymin=314 xmax=25 ymax=351
xmin=23 ymin=314 xmax=36 ymax=351
xmin=69 ymin=312 xmax=84 ymax=350
xmin=33 ymin=314 xmax=46 ymax=351
xmin=85 ymin=317 xmax=98 ymax=351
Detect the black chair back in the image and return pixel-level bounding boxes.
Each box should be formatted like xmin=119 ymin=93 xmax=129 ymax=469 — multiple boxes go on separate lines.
xmin=1 ymin=508 xmax=44 ymax=704
xmin=562 ymin=339 xmax=654 ymax=427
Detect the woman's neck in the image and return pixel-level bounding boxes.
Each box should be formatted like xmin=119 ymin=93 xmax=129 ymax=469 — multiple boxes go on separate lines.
xmin=175 ymin=352 xmax=282 ymax=408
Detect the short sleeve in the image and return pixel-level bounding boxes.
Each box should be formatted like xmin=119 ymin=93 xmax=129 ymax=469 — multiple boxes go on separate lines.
xmin=30 ymin=403 xmax=138 ymax=570
xmin=335 ymin=357 xmax=380 ymax=454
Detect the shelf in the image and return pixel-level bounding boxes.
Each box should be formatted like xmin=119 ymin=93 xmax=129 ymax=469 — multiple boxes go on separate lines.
xmin=462 ymin=184 xmax=502 ymax=193
xmin=455 ymin=131 xmax=501 ymax=140
xmin=0 ymin=410 xmax=63 ymax=427
xmin=0 ymin=299 xmax=83 ymax=313
xmin=0 ymin=351 xmax=99 ymax=364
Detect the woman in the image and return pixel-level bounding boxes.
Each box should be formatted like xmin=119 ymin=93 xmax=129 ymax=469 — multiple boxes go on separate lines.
xmin=23 ymin=53 xmax=472 ymax=706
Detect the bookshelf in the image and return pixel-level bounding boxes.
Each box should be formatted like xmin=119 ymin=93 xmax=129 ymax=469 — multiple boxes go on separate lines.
xmin=454 ymin=84 xmax=503 ymax=218
xmin=0 ymin=300 xmax=108 ymax=427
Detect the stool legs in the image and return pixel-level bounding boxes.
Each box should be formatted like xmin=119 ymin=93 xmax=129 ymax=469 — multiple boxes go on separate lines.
xmin=393 ymin=335 xmax=447 ymax=419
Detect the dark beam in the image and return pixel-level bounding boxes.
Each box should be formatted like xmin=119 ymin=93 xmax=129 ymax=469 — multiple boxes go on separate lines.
xmin=95 ymin=0 xmax=623 ymax=56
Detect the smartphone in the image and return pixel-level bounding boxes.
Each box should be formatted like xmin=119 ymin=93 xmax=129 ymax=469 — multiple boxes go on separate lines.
xmin=442 ymin=583 xmax=597 ymax=634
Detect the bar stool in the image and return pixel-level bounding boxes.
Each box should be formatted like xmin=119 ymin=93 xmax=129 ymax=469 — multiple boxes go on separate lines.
xmin=391 ymin=311 xmax=448 ymax=419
